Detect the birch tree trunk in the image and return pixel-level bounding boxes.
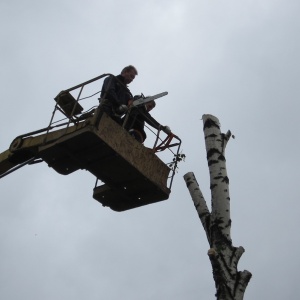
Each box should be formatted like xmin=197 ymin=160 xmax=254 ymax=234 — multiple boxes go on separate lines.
xmin=183 ymin=114 xmax=252 ymax=300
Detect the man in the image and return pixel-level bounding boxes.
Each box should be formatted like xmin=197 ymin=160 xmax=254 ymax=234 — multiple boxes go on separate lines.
xmin=100 ymin=65 xmax=138 ymax=123
xmin=123 ymin=100 xmax=171 ymax=143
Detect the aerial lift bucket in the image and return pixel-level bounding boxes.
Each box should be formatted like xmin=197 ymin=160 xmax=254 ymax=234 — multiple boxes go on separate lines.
xmin=0 ymin=74 xmax=180 ymax=212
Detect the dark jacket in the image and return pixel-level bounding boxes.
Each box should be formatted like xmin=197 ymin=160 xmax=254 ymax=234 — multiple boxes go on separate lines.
xmin=100 ymin=75 xmax=132 ymax=114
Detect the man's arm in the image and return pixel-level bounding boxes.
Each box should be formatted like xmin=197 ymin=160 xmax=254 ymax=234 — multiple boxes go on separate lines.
xmin=143 ymin=111 xmax=161 ymax=130
xmin=144 ymin=111 xmax=172 ymax=134
xmin=101 ymin=76 xmax=120 ymax=106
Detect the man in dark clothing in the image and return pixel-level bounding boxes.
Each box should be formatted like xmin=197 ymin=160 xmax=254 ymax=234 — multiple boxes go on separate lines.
xmin=100 ymin=65 xmax=138 ymax=123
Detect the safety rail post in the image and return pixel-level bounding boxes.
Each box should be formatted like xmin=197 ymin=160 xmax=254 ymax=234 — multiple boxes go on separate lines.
xmin=167 ymin=135 xmax=182 ymax=190
xmin=64 ymin=85 xmax=84 ymax=131
xmin=43 ymin=103 xmax=60 ymax=144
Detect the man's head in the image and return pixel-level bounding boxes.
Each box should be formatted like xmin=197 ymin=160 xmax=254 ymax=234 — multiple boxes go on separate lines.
xmin=146 ymin=100 xmax=156 ymax=112
xmin=121 ymin=65 xmax=138 ymax=84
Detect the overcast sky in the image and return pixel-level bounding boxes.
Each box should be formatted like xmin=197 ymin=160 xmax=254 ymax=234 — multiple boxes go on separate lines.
xmin=0 ymin=0 xmax=299 ymax=299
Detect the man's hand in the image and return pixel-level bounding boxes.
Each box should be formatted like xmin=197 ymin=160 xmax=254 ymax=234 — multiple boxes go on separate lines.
xmin=116 ymin=105 xmax=128 ymax=114
xmin=127 ymin=99 xmax=134 ymax=107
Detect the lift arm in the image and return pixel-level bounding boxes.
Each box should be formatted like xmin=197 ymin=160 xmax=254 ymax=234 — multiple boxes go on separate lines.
xmin=0 ymin=118 xmax=87 ymax=178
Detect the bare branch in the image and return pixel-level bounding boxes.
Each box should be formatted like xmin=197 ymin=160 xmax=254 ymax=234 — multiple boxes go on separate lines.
xmin=184 ymin=172 xmax=211 ymax=242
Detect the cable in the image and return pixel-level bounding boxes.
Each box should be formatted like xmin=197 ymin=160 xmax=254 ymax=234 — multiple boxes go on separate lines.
xmin=0 ymin=157 xmax=37 ymax=179
xmin=79 ymin=90 xmax=102 ymax=101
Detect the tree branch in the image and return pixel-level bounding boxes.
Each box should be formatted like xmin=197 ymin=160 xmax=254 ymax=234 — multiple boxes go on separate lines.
xmin=184 ymin=172 xmax=211 ymax=242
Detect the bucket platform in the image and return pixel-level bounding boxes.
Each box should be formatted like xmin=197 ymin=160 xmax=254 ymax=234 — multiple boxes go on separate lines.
xmin=37 ymin=113 xmax=171 ymax=211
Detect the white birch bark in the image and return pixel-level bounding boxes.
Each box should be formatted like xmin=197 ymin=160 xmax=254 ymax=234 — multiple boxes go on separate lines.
xmin=184 ymin=114 xmax=251 ymax=300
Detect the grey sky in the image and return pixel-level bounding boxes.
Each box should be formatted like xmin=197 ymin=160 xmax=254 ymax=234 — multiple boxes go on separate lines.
xmin=0 ymin=0 xmax=299 ymax=299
